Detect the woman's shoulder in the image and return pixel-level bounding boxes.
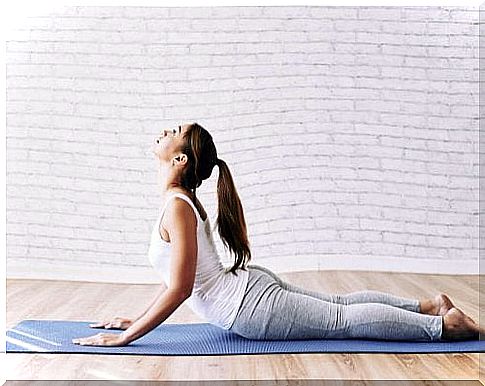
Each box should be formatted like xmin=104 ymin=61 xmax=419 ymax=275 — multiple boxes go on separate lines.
xmin=163 ymin=190 xmax=207 ymax=222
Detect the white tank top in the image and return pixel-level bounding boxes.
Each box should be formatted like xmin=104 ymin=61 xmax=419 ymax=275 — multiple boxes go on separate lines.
xmin=147 ymin=192 xmax=250 ymax=330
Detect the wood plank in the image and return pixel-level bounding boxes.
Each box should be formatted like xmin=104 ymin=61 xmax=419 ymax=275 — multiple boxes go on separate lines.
xmin=5 ymin=271 xmax=483 ymax=382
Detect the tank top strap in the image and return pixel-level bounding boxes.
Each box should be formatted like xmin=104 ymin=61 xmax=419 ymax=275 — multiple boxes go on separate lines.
xmin=160 ymin=192 xmax=200 ymax=227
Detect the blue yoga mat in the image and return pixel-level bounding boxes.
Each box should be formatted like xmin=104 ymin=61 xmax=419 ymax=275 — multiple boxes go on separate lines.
xmin=6 ymin=319 xmax=485 ymax=355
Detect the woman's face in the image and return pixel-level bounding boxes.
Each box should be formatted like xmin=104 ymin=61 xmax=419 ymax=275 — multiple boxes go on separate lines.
xmin=151 ymin=124 xmax=190 ymax=162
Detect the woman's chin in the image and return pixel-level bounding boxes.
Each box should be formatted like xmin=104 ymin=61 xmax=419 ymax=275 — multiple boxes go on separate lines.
xmin=150 ymin=144 xmax=160 ymax=155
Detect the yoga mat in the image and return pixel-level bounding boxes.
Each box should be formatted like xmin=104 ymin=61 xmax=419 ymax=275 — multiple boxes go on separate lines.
xmin=6 ymin=319 xmax=485 ymax=355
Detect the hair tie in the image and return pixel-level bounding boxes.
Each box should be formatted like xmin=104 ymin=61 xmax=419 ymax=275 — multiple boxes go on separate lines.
xmin=216 ymin=158 xmax=222 ymax=166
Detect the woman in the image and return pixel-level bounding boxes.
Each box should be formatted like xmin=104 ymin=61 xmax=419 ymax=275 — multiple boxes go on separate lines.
xmin=73 ymin=122 xmax=482 ymax=347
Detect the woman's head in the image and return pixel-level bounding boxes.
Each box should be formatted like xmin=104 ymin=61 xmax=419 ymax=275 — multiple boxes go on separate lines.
xmin=152 ymin=122 xmax=251 ymax=275
xmin=153 ymin=122 xmax=218 ymax=189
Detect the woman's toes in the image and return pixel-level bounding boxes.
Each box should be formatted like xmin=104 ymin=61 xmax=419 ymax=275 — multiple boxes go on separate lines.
xmin=436 ymin=293 xmax=455 ymax=316
xmin=442 ymin=307 xmax=478 ymax=341
xmin=478 ymin=324 xmax=485 ymax=337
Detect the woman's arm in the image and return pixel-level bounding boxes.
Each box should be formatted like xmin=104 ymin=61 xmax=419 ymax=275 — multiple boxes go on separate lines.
xmin=72 ymin=198 xmax=198 ymax=347
xmin=121 ymin=288 xmax=189 ymax=343
xmin=121 ymin=197 xmax=198 ymax=344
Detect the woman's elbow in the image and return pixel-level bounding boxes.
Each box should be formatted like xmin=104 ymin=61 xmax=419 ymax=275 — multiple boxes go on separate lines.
xmin=168 ymin=287 xmax=193 ymax=301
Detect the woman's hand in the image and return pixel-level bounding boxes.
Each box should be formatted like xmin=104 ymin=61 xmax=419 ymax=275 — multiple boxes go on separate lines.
xmin=89 ymin=317 xmax=134 ymax=330
xmin=72 ymin=332 xmax=127 ymax=347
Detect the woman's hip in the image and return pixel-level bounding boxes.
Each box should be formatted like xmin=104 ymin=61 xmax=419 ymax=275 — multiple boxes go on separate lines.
xmin=229 ymin=265 xmax=292 ymax=339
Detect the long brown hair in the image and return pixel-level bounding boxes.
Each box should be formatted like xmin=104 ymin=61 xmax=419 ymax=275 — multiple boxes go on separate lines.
xmin=179 ymin=122 xmax=251 ymax=275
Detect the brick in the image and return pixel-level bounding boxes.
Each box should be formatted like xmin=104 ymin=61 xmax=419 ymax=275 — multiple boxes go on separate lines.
xmin=5 ymin=5 xmax=479 ymax=278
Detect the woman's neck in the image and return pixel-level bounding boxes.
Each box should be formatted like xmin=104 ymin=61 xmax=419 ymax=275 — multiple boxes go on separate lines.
xmin=157 ymin=164 xmax=193 ymax=201
xmin=160 ymin=181 xmax=193 ymax=201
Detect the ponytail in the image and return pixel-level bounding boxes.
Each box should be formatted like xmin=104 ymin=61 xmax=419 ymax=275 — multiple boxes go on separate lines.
xmin=215 ymin=158 xmax=251 ymax=275
xmin=180 ymin=122 xmax=252 ymax=276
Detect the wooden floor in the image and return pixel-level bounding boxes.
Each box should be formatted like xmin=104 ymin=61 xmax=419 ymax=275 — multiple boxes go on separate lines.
xmin=5 ymin=270 xmax=485 ymax=384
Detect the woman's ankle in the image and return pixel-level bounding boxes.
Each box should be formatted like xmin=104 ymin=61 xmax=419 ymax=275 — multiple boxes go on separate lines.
xmin=418 ymin=298 xmax=434 ymax=315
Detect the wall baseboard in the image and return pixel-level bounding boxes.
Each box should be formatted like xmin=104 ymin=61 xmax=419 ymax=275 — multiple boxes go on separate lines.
xmin=7 ymin=254 xmax=479 ymax=284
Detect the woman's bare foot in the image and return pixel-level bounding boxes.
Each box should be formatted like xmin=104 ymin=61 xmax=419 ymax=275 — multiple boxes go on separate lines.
xmin=441 ymin=307 xmax=479 ymax=341
xmin=419 ymin=293 xmax=454 ymax=316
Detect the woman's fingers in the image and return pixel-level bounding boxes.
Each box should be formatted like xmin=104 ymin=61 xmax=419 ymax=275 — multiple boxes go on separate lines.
xmin=72 ymin=332 xmax=125 ymax=346
xmin=89 ymin=317 xmax=131 ymax=329
xmin=73 ymin=333 xmax=101 ymax=345
xmin=89 ymin=322 xmax=119 ymax=329
xmin=89 ymin=322 xmax=110 ymax=328
xmin=89 ymin=322 xmax=104 ymax=328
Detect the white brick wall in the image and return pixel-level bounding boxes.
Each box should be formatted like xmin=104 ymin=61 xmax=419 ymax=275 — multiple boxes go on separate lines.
xmin=6 ymin=6 xmax=479 ymax=283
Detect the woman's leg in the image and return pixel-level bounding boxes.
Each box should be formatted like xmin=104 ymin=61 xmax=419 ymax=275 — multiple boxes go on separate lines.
xmin=247 ymin=264 xmax=420 ymax=313
xmin=231 ymin=267 xmax=442 ymax=341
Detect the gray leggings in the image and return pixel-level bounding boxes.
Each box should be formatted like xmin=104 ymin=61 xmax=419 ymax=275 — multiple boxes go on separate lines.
xmin=229 ymin=264 xmax=443 ymax=341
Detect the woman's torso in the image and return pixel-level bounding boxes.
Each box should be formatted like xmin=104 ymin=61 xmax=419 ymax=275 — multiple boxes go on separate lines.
xmin=147 ymin=191 xmax=250 ymax=330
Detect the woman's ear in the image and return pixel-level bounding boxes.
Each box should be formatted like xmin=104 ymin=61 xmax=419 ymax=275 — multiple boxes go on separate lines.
xmin=173 ymin=153 xmax=188 ymax=165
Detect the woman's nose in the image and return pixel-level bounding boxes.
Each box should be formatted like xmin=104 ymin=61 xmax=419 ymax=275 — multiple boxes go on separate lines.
xmin=156 ymin=130 xmax=167 ymax=143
